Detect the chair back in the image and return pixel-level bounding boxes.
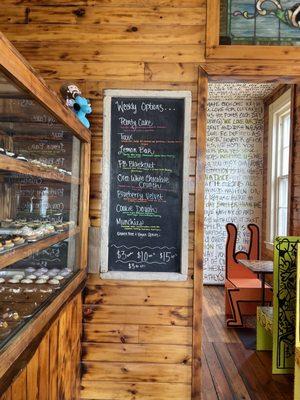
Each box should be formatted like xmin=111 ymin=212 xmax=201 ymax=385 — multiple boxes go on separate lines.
xmin=272 ymin=237 xmax=300 ymax=374
xmin=225 ymin=223 xmax=260 ymax=280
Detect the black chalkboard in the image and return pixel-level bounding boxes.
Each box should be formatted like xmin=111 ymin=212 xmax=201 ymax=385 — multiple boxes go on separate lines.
xmin=101 ymin=91 xmax=190 ymax=279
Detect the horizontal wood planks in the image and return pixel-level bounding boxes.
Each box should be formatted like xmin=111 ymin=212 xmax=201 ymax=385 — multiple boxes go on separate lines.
xmin=0 ymin=293 xmax=82 ymax=400
xmin=84 ymin=284 xmax=193 ymax=306
xmin=0 ymin=1 xmax=203 ymax=398
xmin=81 ymin=381 xmax=191 ymax=400
xmin=83 ymin=323 xmax=192 ymax=344
xmin=82 ymin=273 xmax=193 ymax=399
xmin=202 ymin=286 xmax=294 ymax=400
xmin=0 ymin=6 xmax=206 ymax=25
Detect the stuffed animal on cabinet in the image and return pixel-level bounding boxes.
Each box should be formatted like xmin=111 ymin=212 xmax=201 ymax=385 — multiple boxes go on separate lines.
xmin=60 ymin=83 xmax=92 ymax=128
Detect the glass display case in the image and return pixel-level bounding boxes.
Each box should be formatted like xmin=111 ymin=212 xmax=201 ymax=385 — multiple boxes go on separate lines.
xmin=0 ymin=66 xmax=90 ymax=348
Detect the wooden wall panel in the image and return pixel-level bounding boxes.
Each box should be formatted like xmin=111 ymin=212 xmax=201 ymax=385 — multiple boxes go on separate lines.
xmin=0 ymin=2 xmax=203 ymax=398
xmin=0 ymin=293 xmax=82 ymax=400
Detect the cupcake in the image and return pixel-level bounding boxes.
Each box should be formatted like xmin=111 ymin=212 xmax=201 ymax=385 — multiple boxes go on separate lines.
xmin=8 ymin=279 xmax=20 ymax=284
xmin=12 ymin=274 xmax=24 ymax=281
xmin=54 ymin=223 xmax=65 ymax=232
xmin=5 ymin=150 xmax=15 ymax=158
xmin=20 ymin=226 xmax=34 ymax=237
xmin=4 ymin=238 xmax=14 ymax=249
xmin=16 ymin=154 xmax=28 ymax=162
xmin=27 ymin=234 xmax=38 ymax=241
xmin=20 ymin=279 xmax=33 ymax=284
xmin=34 ymin=227 xmax=45 ymax=239
xmin=53 ymin=275 xmax=64 ymax=281
xmin=12 ymin=235 xmax=25 ymax=245
xmin=39 ymin=275 xmax=49 ymax=280
xmin=48 ymin=279 xmax=60 ymax=285
xmin=44 ymin=224 xmax=55 ymax=234
xmin=26 ymin=274 xmax=37 ymax=280
xmin=36 ymin=278 xmax=48 ymax=284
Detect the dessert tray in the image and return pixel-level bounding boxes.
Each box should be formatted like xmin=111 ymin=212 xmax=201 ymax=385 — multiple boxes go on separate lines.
xmin=0 ymin=267 xmax=74 ymax=345
xmin=0 ymin=219 xmax=76 ymax=255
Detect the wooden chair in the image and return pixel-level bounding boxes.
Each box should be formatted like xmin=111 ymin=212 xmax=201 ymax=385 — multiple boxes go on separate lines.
xmin=257 ymin=237 xmax=300 ymax=375
xmin=294 ymin=244 xmax=300 ymax=398
xmin=225 ymin=223 xmax=272 ymax=328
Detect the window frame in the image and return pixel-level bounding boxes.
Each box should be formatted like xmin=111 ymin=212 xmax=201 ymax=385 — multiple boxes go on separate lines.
xmin=206 ymin=0 xmax=300 ymax=61
xmin=266 ymin=89 xmax=292 ymax=249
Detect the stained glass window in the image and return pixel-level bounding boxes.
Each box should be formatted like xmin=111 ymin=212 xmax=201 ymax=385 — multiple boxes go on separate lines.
xmin=220 ymin=0 xmax=300 ymax=45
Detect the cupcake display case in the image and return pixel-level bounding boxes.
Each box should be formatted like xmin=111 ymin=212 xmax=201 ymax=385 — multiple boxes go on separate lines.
xmin=0 ymin=39 xmax=90 ymax=354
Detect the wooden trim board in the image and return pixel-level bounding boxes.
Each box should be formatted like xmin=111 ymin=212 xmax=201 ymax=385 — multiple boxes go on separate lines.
xmin=0 ymin=154 xmax=80 ymax=185
xmin=78 ymin=142 xmax=91 ymax=270
xmin=192 ymin=68 xmax=207 ymax=400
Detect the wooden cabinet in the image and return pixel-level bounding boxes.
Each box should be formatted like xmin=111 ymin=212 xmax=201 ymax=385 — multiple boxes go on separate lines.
xmin=0 ymin=32 xmax=91 ymax=397
xmin=0 ymin=293 xmax=82 ymax=400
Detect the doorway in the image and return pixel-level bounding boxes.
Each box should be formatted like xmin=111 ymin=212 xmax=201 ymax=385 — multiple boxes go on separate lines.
xmin=193 ymin=70 xmax=298 ymax=399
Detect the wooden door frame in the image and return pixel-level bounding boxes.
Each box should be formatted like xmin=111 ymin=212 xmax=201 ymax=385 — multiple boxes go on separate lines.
xmin=192 ymin=67 xmax=207 ymax=400
xmin=192 ymin=65 xmax=299 ymax=399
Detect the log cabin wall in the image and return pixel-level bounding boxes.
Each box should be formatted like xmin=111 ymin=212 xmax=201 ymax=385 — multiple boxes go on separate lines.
xmin=0 ymin=2 xmax=204 ymax=399
xmin=0 ymin=2 xmax=299 ymax=400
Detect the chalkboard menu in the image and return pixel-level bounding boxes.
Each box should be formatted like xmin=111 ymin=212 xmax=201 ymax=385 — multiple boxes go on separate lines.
xmin=101 ymin=90 xmax=191 ymax=280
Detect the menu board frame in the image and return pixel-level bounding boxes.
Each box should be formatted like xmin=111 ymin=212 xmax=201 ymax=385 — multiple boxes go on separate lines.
xmin=100 ymin=90 xmax=191 ymax=281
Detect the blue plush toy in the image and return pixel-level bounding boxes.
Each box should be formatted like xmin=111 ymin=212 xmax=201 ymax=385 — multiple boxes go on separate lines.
xmin=73 ymin=95 xmax=92 ymax=129
xmin=60 ymin=83 xmax=92 ymax=129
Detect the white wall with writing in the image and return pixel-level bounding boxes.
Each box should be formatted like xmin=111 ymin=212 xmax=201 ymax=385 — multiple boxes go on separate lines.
xmin=203 ymin=84 xmax=271 ymax=285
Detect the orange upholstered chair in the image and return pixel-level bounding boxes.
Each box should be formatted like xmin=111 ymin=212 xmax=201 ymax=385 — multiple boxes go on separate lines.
xmin=225 ymin=223 xmax=272 ymax=328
